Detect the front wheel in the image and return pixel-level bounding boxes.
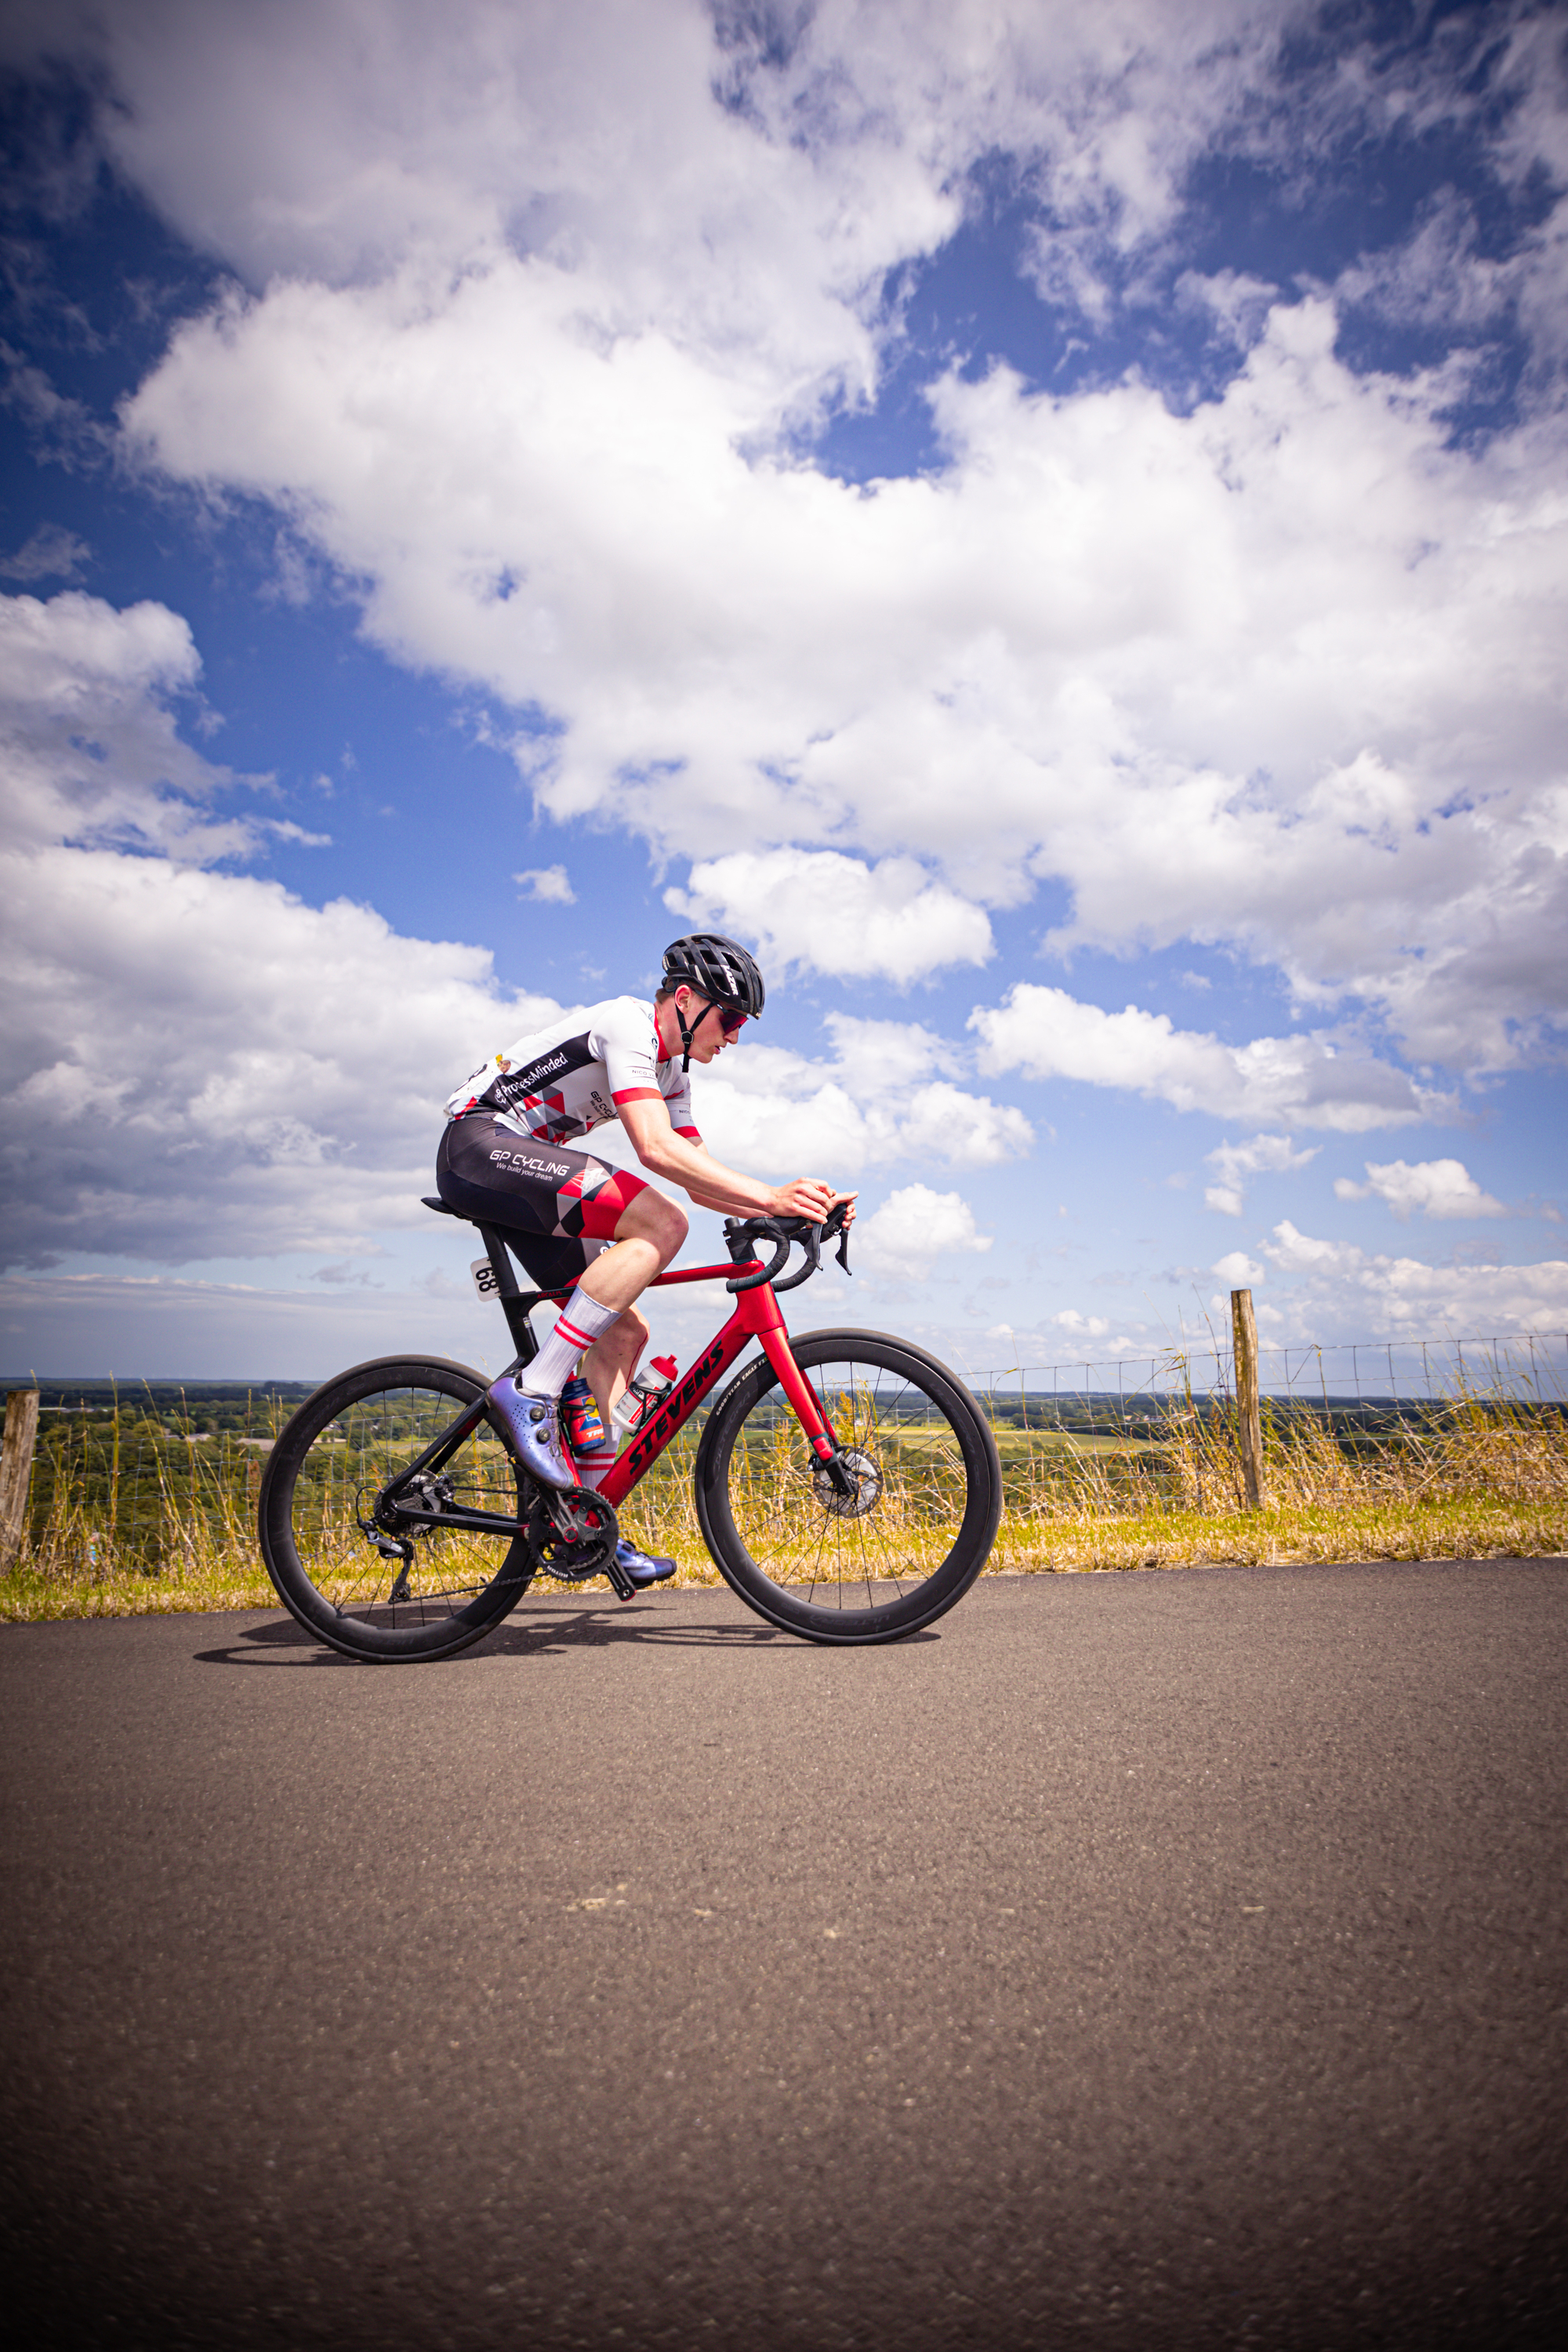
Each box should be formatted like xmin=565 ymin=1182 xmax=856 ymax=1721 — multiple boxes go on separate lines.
xmin=693 ymin=1330 xmax=1001 ymax=1645
xmin=258 ymin=1356 xmax=533 ymax=1662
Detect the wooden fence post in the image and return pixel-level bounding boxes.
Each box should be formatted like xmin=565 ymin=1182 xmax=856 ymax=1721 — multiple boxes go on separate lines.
xmin=1230 ymin=1290 xmax=1268 ymax=1510
xmin=1 ymin=1388 xmax=41 ymax=1570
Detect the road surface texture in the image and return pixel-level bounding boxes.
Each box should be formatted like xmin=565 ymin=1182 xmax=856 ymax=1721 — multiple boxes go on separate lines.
xmin=3 ymin=1560 xmax=1566 ymax=2352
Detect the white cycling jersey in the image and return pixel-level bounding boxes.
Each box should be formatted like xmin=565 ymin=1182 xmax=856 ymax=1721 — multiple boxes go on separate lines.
xmin=444 ymin=996 xmax=702 ymax=1149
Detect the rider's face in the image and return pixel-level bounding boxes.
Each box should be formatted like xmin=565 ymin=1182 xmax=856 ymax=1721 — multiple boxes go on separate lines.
xmin=677 ymin=988 xmax=746 ymax=1062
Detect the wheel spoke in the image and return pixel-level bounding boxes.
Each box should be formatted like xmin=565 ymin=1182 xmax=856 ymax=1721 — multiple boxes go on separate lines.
xmin=260 ymin=1363 xmax=532 ymax=1661
xmin=699 ymin=1337 xmax=999 ymax=1639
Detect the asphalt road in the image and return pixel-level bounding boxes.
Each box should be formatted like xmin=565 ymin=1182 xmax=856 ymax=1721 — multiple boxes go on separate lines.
xmin=3 ymin=1560 xmax=1566 ymax=2352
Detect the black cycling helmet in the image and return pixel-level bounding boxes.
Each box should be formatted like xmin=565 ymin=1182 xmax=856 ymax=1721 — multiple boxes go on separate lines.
xmin=661 ymin=932 xmax=765 ymax=1070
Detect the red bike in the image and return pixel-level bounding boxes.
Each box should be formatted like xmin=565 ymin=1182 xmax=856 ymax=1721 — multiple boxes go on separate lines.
xmin=258 ymin=1200 xmax=1001 ymax=1661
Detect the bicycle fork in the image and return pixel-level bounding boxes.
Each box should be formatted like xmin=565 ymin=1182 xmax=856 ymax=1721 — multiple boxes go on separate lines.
xmin=752 ymin=1315 xmax=858 ymax=1501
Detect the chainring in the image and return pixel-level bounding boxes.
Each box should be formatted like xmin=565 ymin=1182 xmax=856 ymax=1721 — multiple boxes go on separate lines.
xmin=525 ymin=1484 xmax=621 ymax=1582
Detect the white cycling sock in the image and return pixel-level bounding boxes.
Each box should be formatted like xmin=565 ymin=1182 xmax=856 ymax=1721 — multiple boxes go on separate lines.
xmin=519 ymin=1287 xmax=621 ymax=1397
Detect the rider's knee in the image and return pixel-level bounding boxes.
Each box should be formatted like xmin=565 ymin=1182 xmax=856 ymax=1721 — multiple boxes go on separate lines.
xmin=643 ymin=1192 xmax=688 ymax=1262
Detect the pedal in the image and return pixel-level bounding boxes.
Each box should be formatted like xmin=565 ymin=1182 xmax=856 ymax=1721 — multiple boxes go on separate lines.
xmin=604 ymin=1552 xmax=638 ymax=1602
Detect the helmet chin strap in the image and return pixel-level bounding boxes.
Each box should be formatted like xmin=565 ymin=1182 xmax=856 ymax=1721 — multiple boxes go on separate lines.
xmin=674 ymin=993 xmax=710 ymax=1074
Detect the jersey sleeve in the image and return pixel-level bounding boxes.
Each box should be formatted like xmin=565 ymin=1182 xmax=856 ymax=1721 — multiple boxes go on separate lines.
xmin=592 ymin=997 xmax=669 ymax=1109
xmin=443 ymin=1058 xmax=497 ymax=1120
xmin=591 ymin=998 xmax=702 ymax=1141
xmin=661 ymin=1062 xmax=700 ymax=1141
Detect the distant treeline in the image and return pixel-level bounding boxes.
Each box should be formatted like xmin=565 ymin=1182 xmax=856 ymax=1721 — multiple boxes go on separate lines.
xmin=7 ymin=1381 xmax=317 ymax=1436
xmin=983 ymin=1391 xmax=1568 ymax=1442
xmin=10 ymin=1377 xmax=1563 ymax=1449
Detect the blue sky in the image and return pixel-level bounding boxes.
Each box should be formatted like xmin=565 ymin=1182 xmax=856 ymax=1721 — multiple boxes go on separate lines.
xmin=2 ymin=0 xmax=1566 ymax=1380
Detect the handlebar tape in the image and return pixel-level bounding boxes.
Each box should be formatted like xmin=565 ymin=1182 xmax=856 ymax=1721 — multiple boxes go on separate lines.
xmin=724 ymin=1207 xmax=852 ymax=1293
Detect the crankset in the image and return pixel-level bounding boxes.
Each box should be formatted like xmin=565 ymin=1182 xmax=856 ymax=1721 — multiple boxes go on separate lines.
xmin=524 ymin=1484 xmax=630 ymax=1595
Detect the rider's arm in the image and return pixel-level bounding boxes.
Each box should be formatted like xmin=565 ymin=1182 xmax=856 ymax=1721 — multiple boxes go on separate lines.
xmin=617 ymin=1095 xmax=854 ymax=1225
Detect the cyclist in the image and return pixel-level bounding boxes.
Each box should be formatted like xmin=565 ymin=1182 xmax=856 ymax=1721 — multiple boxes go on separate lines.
xmin=437 ymin=932 xmax=856 ymax=1586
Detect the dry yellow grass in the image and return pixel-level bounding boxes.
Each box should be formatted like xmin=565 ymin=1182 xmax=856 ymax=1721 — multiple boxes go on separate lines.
xmin=4 ymin=1379 xmax=1563 ymax=1621
xmin=3 ymin=1495 xmax=1562 ymax=1621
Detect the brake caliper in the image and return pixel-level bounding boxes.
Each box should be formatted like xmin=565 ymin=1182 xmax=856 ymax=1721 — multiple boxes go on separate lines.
xmin=812 ymin=1448 xmax=882 ymax=1519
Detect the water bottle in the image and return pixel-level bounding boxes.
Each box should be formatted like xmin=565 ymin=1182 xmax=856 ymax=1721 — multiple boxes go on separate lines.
xmin=561 ymin=1374 xmax=612 ymax=1461
xmin=612 ymin=1355 xmax=678 ymax=1436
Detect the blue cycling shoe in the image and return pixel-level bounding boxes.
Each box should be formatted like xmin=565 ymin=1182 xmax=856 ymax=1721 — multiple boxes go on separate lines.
xmin=487 ymin=1375 xmax=575 ymax=1489
xmin=615 ymin=1537 xmax=677 ymax=1588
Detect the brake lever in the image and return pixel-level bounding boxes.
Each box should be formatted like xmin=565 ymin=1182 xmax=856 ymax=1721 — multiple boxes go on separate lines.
xmin=818 ymin=1198 xmax=852 ymax=1277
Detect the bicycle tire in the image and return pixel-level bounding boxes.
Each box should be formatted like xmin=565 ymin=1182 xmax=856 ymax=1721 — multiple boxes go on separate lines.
xmin=258 ymin=1355 xmax=534 ymax=1662
xmin=693 ymin=1329 xmax=1001 ymax=1645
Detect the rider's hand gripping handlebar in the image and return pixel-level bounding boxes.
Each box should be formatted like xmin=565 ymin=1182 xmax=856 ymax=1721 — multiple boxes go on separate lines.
xmin=724 ymin=1200 xmax=851 ymax=1293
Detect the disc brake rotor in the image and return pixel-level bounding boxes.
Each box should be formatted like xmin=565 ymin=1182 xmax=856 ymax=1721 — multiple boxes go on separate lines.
xmin=812 ymin=1446 xmax=882 ymax=1519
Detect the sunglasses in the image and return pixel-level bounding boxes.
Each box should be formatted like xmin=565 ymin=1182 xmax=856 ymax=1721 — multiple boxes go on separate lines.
xmin=682 ymin=990 xmax=748 ymax=1037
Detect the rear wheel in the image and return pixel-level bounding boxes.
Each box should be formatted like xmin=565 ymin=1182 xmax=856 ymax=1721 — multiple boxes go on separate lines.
xmin=258 ymin=1356 xmax=532 ymax=1662
xmin=694 ymin=1330 xmax=1001 ymax=1645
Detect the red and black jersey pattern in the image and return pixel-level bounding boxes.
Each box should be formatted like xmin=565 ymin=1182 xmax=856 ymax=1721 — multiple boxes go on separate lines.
xmin=443 ymin=995 xmax=699 ymax=1148
xmin=485 ymin=1031 xmax=605 ymax=1145
xmin=435 ymin=1116 xmax=652 ymax=1289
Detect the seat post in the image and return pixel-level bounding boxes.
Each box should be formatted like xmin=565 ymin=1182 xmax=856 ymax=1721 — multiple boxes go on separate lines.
xmin=476 ymin=1224 xmax=542 ymax=1366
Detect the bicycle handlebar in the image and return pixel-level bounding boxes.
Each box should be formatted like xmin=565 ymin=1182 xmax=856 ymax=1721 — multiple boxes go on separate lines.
xmin=724 ymin=1200 xmax=852 ymax=1293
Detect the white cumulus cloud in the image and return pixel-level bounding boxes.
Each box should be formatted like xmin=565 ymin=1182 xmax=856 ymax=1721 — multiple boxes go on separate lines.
xmin=666 ymin=850 xmax=993 ymax=985
xmin=1204 ymin=1133 xmax=1319 ymax=1216
xmin=854 ymin=1185 xmax=992 ymax=1283
xmin=35 ymin=0 xmax=1548 ymax=1085
xmin=514 ymin=863 xmax=575 ymax=905
xmin=0 ymin=590 xmax=267 ymax=862
xmin=0 ymin=593 xmax=560 ymax=1265
xmin=971 ymin=984 xmax=1449 ymax=1134
xmin=686 ymin=1011 xmax=1032 ymax=1179
xmin=0 ymin=524 xmax=93 ymax=583
xmin=1333 ymin=1158 xmax=1508 ymax=1221
xmin=1260 ymin=1222 xmax=1568 ymax=1338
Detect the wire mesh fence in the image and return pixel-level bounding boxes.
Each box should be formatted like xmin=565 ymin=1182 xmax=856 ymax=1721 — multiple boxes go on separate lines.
xmin=6 ymin=1334 xmax=1568 ymax=1597
xmin=972 ymin=1332 xmax=1568 ymax=1530
xmin=14 ymin=1384 xmax=306 ymax=1585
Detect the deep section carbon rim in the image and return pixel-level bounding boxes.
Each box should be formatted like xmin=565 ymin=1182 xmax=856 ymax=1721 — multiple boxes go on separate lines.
xmin=258 ymin=1356 xmax=532 ymax=1661
xmin=695 ymin=1330 xmax=1001 ymax=1644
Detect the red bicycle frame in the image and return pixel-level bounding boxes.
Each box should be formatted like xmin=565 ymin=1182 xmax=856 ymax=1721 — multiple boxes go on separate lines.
xmin=532 ymin=1255 xmax=841 ymax=1508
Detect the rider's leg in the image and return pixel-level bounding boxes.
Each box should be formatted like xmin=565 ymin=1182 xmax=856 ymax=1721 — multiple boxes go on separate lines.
xmin=576 ymin=1194 xmax=687 ymax=1582
xmin=518 ymin=1186 xmax=687 ymax=1401
xmin=580 ymin=1301 xmax=648 ymax=1429
xmin=436 ymin=1120 xmax=687 ymax=1486
xmin=575 ymin=1189 xmax=688 ymax=1426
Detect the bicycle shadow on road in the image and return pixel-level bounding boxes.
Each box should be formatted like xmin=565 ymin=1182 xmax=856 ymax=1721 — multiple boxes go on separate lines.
xmin=476 ymin=1594 xmax=940 ymax=1655
xmin=191 ymin=1593 xmax=940 ymax=1668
